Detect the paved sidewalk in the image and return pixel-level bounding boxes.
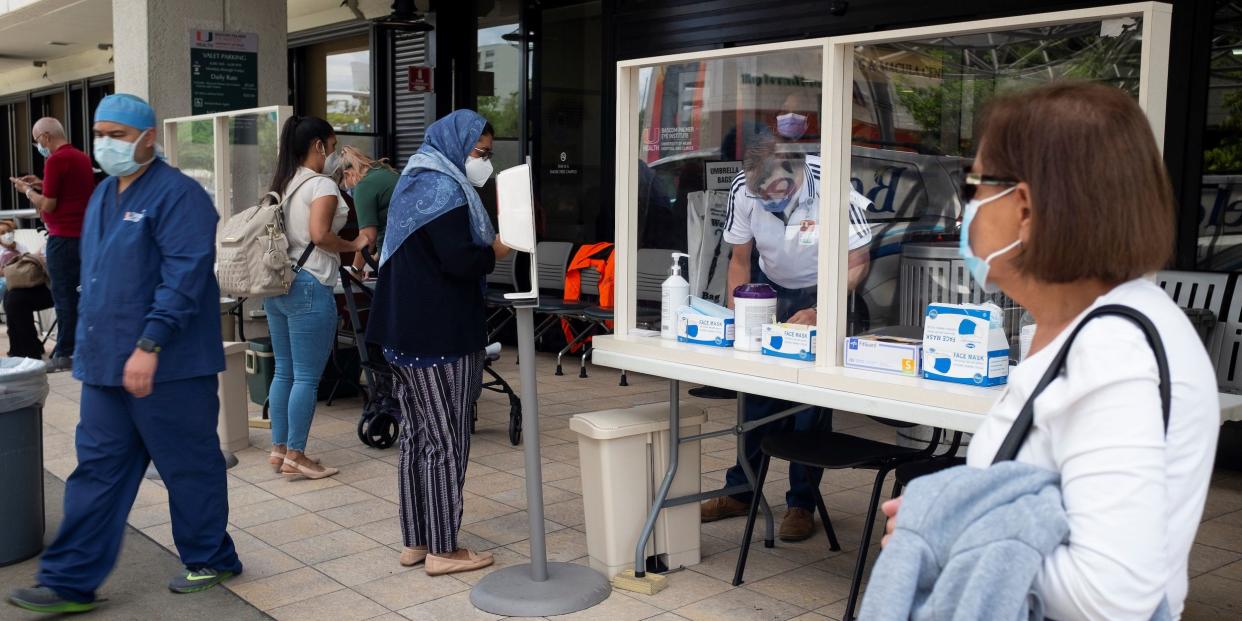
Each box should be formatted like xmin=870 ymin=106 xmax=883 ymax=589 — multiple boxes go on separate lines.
xmin=7 ymin=349 xmax=1242 ymax=620
xmin=0 ymin=472 xmax=270 ymax=620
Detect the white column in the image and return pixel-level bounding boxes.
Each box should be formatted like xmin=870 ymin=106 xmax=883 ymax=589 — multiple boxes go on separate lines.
xmin=112 ymin=0 xmax=287 ymax=118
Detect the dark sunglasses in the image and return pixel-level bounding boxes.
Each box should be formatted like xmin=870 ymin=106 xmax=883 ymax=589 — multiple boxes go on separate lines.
xmin=472 ymin=146 xmax=494 ymax=161
xmin=961 ymin=172 xmax=1019 ymax=202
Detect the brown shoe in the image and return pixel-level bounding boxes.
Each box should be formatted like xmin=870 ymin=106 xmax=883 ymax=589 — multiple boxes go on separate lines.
xmin=425 ymin=550 xmax=494 ymax=576
xmin=700 ymin=496 xmax=749 ymax=523
xmin=779 ymin=507 xmax=815 ymax=542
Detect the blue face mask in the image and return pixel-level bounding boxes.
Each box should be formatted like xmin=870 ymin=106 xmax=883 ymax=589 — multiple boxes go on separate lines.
xmin=761 ymin=195 xmax=794 ymax=213
xmin=959 ymin=185 xmax=1020 ymax=294
xmin=35 ymin=142 xmax=51 ymax=158
xmin=93 ymin=130 xmax=153 ymax=177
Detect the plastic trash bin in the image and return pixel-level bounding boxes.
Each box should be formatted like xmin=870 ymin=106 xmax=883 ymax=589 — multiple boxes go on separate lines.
xmin=0 ymin=357 xmax=49 ymax=566
xmin=571 ymin=402 xmax=706 ymax=578
xmin=245 ymin=337 xmax=275 ymax=408
xmin=218 ymin=342 xmax=251 ymax=468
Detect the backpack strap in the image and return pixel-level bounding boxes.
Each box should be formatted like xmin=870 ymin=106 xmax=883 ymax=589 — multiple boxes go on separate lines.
xmin=991 ymin=304 xmax=1171 ymax=464
xmin=280 ymin=173 xmax=332 ymax=273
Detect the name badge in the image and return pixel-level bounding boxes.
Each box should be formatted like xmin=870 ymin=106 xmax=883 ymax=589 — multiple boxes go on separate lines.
xmin=123 ymin=211 xmax=144 ymax=223
xmin=797 ymin=219 xmax=817 ymax=246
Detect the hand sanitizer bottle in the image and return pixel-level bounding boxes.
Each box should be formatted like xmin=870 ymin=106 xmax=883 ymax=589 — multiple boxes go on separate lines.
xmin=661 ymin=253 xmax=690 ymax=339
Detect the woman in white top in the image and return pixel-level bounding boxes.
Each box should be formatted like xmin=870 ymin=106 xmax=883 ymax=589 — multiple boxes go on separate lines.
xmin=883 ymin=82 xmax=1220 ymax=620
xmin=264 ymin=116 xmax=370 ymax=480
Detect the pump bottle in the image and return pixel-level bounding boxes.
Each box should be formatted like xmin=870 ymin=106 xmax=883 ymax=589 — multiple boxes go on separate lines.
xmin=661 ymin=252 xmax=691 ymax=339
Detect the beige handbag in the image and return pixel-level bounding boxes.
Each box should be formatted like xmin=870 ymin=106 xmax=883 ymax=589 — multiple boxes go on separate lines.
xmin=3 ymin=253 xmax=48 ymax=289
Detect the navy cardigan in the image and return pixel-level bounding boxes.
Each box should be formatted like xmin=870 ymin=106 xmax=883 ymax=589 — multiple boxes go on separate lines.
xmin=367 ymin=204 xmax=495 ymax=358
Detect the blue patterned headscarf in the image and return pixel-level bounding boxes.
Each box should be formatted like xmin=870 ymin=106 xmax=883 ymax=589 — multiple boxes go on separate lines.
xmin=380 ymin=110 xmax=496 ymax=266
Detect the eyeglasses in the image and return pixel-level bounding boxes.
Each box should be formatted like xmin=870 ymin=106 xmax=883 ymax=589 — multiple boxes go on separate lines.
xmin=472 ymin=146 xmax=493 ymax=161
xmin=961 ymin=172 xmax=1019 ymax=202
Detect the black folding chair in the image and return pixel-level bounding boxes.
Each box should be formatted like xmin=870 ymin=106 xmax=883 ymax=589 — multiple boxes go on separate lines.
xmin=732 ymin=421 xmax=945 ymax=621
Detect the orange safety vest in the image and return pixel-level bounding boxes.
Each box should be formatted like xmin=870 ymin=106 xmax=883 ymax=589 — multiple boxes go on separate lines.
xmin=561 ymin=242 xmax=615 ymax=350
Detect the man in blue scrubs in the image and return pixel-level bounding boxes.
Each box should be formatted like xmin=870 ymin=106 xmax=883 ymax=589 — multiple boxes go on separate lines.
xmin=8 ymin=94 xmax=241 ymax=614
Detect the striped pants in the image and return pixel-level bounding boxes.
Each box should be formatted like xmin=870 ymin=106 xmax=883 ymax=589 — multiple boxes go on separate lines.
xmin=393 ymin=351 xmax=484 ymax=554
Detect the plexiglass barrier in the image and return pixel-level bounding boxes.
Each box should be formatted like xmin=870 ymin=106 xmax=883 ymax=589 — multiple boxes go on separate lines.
xmin=614 ymin=2 xmax=1171 ymax=373
xmin=164 ymin=106 xmax=293 ymax=226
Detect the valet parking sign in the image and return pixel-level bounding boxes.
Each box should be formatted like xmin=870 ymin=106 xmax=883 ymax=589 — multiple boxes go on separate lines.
xmin=190 ymin=30 xmax=258 ymax=114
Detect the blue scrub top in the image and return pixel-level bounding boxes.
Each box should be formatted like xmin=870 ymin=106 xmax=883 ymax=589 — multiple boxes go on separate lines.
xmin=74 ymin=158 xmax=225 ymax=386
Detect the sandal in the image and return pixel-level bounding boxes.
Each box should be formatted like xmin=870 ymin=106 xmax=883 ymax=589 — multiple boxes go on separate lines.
xmin=280 ymin=458 xmax=338 ymax=480
xmin=400 ymin=546 xmax=429 ymax=567
xmin=269 ymin=448 xmax=320 ymax=472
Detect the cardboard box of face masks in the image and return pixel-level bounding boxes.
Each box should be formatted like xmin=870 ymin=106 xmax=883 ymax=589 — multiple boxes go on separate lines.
xmin=922 ymin=302 xmax=1009 ymax=386
xmin=677 ymin=310 xmax=736 ymax=347
xmin=761 ymin=323 xmax=816 ymax=361
xmin=843 ymin=335 xmax=922 ymax=376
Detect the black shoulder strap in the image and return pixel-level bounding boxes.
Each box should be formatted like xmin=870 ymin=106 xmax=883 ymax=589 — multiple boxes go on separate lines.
xmin=991 ymin=304 xmax=1171 ymax=464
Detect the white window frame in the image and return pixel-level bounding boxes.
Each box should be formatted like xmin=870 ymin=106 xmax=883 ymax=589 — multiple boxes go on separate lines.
xmin=611 ymin=2 xmax=1171 ymax=403
xmin=162 ymin=105 xmax=294 ymax=225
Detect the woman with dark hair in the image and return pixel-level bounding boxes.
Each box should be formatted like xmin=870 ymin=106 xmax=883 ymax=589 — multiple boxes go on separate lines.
xmin=368 ymin=110 xmax=509 ymax=576
xmin=265 ymin=115 xmax=370 ymax=480
xmin=878 ymin=82 xmax=1219 ymax=619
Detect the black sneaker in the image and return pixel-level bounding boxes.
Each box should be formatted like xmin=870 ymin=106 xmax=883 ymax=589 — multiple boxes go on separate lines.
xmin=8 ymin=586 xmax=96 ymax=614
xmin=168 ymin=568 xmax=235 ymax=594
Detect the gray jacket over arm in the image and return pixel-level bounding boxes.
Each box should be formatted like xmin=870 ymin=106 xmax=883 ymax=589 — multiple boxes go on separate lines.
xmin=858 ymin=462 xmax=1170 ymax=621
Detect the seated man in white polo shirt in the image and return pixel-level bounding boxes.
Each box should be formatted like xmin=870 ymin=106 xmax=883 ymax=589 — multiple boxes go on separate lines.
xmin=700 ymin=130 xmax=873 ymax=541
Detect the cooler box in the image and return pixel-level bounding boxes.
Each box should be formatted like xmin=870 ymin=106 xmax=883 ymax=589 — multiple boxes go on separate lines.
xmin=571 ymin=402 xmax=706 ymax=578
xmin=245 ymin=337 xmax=275 ymax=407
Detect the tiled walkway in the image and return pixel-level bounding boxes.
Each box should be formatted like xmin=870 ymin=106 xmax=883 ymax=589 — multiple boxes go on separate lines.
xmin=27 ymin=352 xmax=1242 ymax=620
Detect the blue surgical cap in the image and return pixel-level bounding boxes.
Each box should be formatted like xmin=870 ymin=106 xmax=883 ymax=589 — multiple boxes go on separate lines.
xmin=95 ymin=93 xmax=156 ymax=131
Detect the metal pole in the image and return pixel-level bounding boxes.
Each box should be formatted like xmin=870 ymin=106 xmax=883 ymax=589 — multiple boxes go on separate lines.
xmin=516 ymin=305 xmax=548 ymax=581
xmin=632 ymin=379 xmax=680 ymax=576
xmin=471 ymin=304 xmax=611 ymax=616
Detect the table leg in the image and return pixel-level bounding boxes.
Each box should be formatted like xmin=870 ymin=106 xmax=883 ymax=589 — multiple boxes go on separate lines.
xmin=633 ymin=379 xmax=681 ymax=577
xmin=735 ymin=393 xmax=775 ymax=546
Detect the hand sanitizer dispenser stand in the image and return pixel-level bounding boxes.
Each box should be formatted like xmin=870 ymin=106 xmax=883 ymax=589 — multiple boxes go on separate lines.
xmin=470 ymin=162 xmax=612 ymax=616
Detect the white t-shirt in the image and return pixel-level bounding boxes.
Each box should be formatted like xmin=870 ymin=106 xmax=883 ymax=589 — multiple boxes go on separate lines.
xmin=284 ymin=167 xmax=349 ymax=287
xmin=723 ymin=155 xmax=872 ymax=289
xmin=966 ymin=278 xmax=1220 ymax=620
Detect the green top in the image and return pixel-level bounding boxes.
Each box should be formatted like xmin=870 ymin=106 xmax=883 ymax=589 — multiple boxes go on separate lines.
xmin=353 ymin=166 xmax=399 ymax=249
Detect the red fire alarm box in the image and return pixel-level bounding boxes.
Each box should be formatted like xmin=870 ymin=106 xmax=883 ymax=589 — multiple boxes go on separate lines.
xmin=408 ymin=66 xmax=433 ymax=93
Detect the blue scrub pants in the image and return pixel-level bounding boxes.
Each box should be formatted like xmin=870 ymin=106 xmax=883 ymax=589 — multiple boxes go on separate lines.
xmin=724 ymin=270 xmax=832 ymax=510
xmin=37 ymin=375 xmax=241 ymax=603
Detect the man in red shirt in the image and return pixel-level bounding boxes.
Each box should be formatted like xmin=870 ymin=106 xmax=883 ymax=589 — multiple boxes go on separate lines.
xmin=9 ymin=117 xmax=96 ymax=371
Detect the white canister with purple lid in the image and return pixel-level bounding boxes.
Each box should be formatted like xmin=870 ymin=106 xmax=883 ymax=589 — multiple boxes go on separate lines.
xmin=733 ymin=283 xmax=777 ymax=352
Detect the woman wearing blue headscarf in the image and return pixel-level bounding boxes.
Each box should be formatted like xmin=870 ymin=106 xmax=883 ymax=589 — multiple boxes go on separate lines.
xmin=367 ymin=110 xmax=509 ymax=577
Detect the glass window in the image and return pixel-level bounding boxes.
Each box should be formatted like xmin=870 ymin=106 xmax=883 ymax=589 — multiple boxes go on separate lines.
xmin=1200 ymin=0 xmax=1242 ymax=271
xmin=326 ymin=48 xmax=372 ymax=133
xmin=174 ymin=119 xmax=217 ymax=207
xmin=846 ymin=17 xmax=1146 ymax=351
xmin=299 ymin=34 xmax=373 ymax=134
xmin=226 ymin=111 xmax=280 ymax=218
xmin=634 ymin=48 xmax=824 ymax=325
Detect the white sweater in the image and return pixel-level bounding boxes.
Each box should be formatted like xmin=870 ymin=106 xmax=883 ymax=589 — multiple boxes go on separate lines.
xmin=966 ymin=278 xmax=1220 ymax=620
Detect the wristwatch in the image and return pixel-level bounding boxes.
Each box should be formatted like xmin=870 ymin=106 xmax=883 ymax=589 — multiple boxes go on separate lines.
xmin=136 ymin=338 xmax=162 ymax=354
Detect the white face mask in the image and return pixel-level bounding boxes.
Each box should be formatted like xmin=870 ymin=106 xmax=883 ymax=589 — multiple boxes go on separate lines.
xmin=0 ymin=232 xmax=13 ymax=245
xmin=465 ymin=156 xmax=493 ymax=188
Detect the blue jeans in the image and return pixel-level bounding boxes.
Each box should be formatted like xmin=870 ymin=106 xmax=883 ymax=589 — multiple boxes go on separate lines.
xmin=264 ymin=270 xmax=337 ymax=452
xmin=45 ymin=236 xmax=80 ymax=359
xmin=724 ymin=270 xmax=832 ymax=510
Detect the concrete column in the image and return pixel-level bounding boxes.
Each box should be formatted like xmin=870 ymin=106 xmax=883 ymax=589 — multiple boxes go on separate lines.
xmin=112 ymin=0 xmax=287 ymax=118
